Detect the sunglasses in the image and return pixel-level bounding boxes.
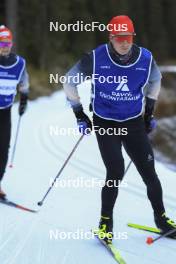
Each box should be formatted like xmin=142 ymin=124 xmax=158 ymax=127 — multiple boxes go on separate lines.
xmin=111 ymin=33 xmax=136 ymax=44
xmin=0 ymin=42 xmax=12 ymax=48
xmin=114 ymin=35 xmax=133 ymax=43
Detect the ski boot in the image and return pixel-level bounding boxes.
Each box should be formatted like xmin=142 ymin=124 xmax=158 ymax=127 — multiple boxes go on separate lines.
xmin=96 ymin=216 xmax=113 ymax=244
xmin=154 ymin=212 xmax=176 ymax=238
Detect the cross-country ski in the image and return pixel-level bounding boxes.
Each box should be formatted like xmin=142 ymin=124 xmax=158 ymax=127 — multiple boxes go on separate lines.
xmin=0 ymin=198 xmax=38 ymax=213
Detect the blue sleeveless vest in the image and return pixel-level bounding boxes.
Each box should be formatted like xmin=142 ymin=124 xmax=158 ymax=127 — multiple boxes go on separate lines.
xmin=92 ymin=44 xmax=152 ymax=121
xmin=0 ymin=56 xmax=25 ymax=109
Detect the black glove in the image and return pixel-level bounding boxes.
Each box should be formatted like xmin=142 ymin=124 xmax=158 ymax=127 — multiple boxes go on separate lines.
xmin=19 ymin=93 xmax=28 ymax=116
xmin=144 ymin=114 xmax=157 ymax=134
xmin=73 ymin=105 xmax=92 ymax=135
xmin=144 ymin=97 xmax=157 ymax=133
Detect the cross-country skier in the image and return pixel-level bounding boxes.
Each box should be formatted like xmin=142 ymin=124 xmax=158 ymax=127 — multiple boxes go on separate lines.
xmin=0 ymin=25 xmax=29 ymax=198
xmin=63 ymin=15 xmax=176 ymax=242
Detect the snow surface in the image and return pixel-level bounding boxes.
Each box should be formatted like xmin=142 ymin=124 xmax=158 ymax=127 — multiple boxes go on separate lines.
xmin=1 ymin=81 xmax=176 ymax=264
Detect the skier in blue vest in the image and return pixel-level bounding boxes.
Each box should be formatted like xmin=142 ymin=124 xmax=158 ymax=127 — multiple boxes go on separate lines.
xmin=64 ymin=16 xmax=176 ymax=242
xmin=0 ymin=25 xmax=29 ymax=198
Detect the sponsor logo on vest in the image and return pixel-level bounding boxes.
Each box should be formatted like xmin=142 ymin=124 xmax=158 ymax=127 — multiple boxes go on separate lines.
xmin=100 ymin=65 xmax=111 ymax=69
xmin=0 ymin=72 xmax=16 ymax=78
xmin=0 ymin=86 xmax=16 ymax=91
xmin=116 ymin=82 xmax=130 ymax=92
xmin=4 ymin=98 xmax=12 ymax=102
xmin=99 ymin=78 xmax=141 ymax=102
xmin=136 ymin=67 xmax=147 ymax=71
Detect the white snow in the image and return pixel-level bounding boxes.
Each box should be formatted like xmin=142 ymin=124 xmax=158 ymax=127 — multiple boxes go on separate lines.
xmin=1 ymin=81 xmax=176 ymax=264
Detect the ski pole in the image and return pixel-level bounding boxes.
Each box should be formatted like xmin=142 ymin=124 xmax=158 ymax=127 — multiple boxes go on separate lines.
xmin=146 ymin=228 xmax=176 ymax=245
xmin=37 ymin=134 xmax=84 ymax=206
xmin=124 ymin=160 xmax=132 ymax=176
xmin=9 ymin=116 xmax=22 ymax=168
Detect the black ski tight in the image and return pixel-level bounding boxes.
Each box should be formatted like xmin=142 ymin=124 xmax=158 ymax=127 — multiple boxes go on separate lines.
xmin=0 ymin=107 xmax=11 ymax=181
xmin=93 ymin=114 xmax=165 ymax=218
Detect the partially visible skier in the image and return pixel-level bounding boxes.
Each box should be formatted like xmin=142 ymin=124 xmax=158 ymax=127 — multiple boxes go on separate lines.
xmin=0 ymin=25 xmax=29 ymax=198
xmin=63 ymin=15 xmax=176 ymax=242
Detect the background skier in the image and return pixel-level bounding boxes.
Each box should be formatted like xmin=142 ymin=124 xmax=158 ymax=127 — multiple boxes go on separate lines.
xmin=0 ymin=25 xmax=29 ymax=198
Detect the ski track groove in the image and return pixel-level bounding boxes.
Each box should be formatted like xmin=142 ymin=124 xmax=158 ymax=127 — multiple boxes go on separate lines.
xmin=0 ymin=217 xmax=19 ymax=253
xmin=60 ymin=250 xmax=70 ymax=264
xmin=36 ymin=227 xmax=45 ymax=264
xmin=38 ymin=123 xmax=100 ymax=180
xmin=5 ymin=218 xmax=39 ymax=264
